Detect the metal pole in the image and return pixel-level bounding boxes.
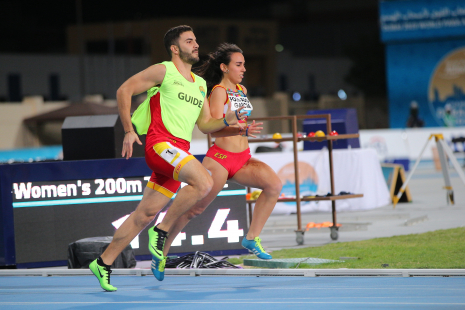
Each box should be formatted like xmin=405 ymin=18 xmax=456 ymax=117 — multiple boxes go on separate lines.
xmin=436 ymin=138 xmax=454 ymax=204
xmin=439 ymin=138 xmax=465 ymax=186
xmin=393 ymin=135 xmax=433 ymax=207
xmin=247 ymin=187 xmax=253 ymax=226
xmin=325 ymin=115 xmax=337 ymax=226
xmin=291 ymin=116 xmax=302 ymax=231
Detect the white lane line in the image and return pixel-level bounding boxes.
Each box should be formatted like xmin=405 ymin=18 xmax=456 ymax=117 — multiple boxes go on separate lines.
xmin=0 ymin=286 xmax=463 ymax=292
xmin=1 ymin=296 xmax=464 ymax=301
xmin=1 ymin=301 xmax=465 ymax=305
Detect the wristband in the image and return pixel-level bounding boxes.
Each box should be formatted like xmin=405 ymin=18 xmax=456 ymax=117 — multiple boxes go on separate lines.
xmin=125 ymin=130 xmax=134 ymax=135
xmin=235 ymin=110 xmax=241 ymax=121
xmin=223 ymin=118 xmax=229 ymax=127
xmin=241 ymin=125 xmax=250 ymax=137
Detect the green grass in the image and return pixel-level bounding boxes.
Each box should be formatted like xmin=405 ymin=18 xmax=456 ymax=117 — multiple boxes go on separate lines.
xmin=230 ymin=227 xmax=465 ymax=269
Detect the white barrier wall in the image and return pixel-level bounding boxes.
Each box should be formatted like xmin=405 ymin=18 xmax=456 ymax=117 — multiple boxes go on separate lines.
xmin=359 ymin=127 xmax=465 ymax=161
xmin=189 ymin=126 xmax=465 ymax=162
xmin=252 ymin=148 xmax=390 ymax=214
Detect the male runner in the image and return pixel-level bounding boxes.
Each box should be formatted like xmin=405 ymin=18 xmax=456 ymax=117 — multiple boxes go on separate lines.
xmin=89 ymin=25 xmax=246 ymax=291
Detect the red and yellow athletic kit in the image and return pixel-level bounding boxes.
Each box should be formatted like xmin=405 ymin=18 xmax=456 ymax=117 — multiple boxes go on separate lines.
xmin=209 ymin=84 xmax=249 ymax=124
xmin=206 ymin=144 xmax=251 ymax=179
xmin=132 ymin=61 xmax=207 ymax=198
xmin=205 ymin=84 xmax=252 ymax=179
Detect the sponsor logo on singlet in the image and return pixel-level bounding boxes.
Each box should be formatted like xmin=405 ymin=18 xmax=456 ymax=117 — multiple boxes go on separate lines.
xmin=178 ymin=92 xmax=203 ymax=108
xmin=214 ymin=152 xmax=227 ymax=160
xmin=175 ymin=163 xmax=182 ymax=174
xmin=173 ymin=80 xmax=184 ymax=87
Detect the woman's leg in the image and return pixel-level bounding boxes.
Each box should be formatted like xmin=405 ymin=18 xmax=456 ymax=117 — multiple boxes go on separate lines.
xmin=232 ymin=158 xmax=282 ymax=239
xmin=163 ymin=157 xmax=228 ymax=255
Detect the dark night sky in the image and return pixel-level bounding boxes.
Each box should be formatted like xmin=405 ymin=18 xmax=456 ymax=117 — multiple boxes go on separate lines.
xmin=1 ymin=0 xmax=385 ymax=96
xmin=0 ymin=0 xmax=380 ymax=55
xmin=0 ymin=0 xmax=276 ymax=53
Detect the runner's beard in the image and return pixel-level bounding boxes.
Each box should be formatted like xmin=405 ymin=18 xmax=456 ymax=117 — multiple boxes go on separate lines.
xmin=179 ymin=47 xmax=199 ymax=65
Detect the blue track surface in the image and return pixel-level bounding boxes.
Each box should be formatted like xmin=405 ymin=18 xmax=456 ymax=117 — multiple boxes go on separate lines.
xmin=1 ymin=276 xmax=464 ymax=309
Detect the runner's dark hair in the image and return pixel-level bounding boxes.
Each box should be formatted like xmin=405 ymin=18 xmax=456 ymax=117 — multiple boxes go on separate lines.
xmin=194 ymin=43 xmax=243 ymax=94
xmin=164 ymin=25 xmax=193 ymax=57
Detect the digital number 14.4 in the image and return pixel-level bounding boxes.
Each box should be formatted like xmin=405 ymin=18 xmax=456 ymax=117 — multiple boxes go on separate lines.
xmin=112 ymin=208 xmax=244 ymax=249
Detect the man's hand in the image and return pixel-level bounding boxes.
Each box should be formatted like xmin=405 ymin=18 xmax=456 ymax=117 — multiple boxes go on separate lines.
xmin=122 ymin=131 xmax=142 ymax=159
xmin=241 ymin=120 xmax=263 ymax=138
xmin=225 ymin=105 xmax=247 ymax=126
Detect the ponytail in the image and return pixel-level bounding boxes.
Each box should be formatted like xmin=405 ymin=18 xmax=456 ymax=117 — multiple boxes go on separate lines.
xmin=194 ymin=43 xmax=243 ymax=95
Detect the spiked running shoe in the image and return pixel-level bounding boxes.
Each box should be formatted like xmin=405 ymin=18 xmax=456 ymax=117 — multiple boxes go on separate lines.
xmin=242 ymin=237 xmax=272 ymax=260
xmin=89 ymin=259 xmax=117 ymax=292
xmin=151 ymin=255 xmax=167 ymax=281
xmin=148 ymin=225 xmax=167 ymax=261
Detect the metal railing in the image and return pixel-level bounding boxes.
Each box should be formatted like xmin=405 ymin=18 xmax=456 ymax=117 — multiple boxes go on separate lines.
xmin=208 ymin=114 xmax=362 ymax=243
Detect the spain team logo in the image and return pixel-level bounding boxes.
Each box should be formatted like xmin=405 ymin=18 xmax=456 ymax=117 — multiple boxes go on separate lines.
xmin=199 ymin=86 xmax=206 ymax=98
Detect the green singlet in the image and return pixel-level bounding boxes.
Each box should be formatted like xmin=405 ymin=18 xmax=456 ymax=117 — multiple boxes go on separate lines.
xmin=132 ymin=61 xmax=207 ymax=142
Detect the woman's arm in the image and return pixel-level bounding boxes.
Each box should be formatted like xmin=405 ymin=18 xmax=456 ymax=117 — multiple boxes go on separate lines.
xmin=207 ymin=87 xmax=261 ymax=137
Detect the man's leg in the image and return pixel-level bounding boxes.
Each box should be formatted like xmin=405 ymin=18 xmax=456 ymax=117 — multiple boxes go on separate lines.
xmin=155 ymin=159 xmax=214 ymax=233
xmin=89 ymin=187 xmax=171 ymax=291
xmin=232 ymin=158 xmax=282 ymax=259
xmin=101 ymin=188 xmax=171 ymax=264
xmin=163 ymin=157 xmax=228 ymax=255
xmin=148 ymin=158 xmax=214 ymax=281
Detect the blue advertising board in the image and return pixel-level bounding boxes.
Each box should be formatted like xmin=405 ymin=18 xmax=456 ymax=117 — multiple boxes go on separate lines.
xmin=386 ymin=39 xmax=465 ymax=128
xmin=380 ymin=0 xmax=465 ymax=128
xmin=380 ymin=0 xmax=465 ymax=43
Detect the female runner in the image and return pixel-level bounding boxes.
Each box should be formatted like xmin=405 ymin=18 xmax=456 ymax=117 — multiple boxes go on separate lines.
xmin=160 ymin=43 xmax=282 ymax=277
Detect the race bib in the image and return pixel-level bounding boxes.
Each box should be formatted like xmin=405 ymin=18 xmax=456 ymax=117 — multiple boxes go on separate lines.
xmin=227 ymin=89 xmax=253 ymax=117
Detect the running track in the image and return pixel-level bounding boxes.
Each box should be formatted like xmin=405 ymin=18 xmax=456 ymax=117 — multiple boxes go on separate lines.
xmin=1 ymin=275 xmax=464 ymax=309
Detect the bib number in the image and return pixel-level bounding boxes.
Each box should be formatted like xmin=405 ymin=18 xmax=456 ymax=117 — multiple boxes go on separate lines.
xmin=227 ymin=90 xmax=253 ymax=117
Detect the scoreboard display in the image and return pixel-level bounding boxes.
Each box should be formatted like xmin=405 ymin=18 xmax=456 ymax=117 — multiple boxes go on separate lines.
xmin=0 ymin=157 xmax=249 ymax=268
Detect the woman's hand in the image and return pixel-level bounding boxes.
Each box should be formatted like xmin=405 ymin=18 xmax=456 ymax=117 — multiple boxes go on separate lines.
xmin=241 ymin=120 xmax=263 ymax=138
xmin=225 ymin=105 xmax=247 ymax=126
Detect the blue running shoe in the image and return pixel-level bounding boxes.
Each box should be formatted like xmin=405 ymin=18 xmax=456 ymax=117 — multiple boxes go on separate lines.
xmin=151 ymin=255 xmax=166 ymax=281
xmin=242 ymin=237 xmax=272 ymax=259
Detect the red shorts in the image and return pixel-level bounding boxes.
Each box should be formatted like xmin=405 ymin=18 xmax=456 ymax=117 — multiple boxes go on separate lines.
xmin=145 ymin=140 xmax=195 ymax=198
xmin=205 ymin=144 xmax=251 ymax=179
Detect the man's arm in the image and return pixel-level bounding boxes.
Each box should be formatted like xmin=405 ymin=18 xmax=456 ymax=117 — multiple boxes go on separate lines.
xmin=196 ymin=89 xmax=247 ymax=134
xmin=210 ymin=120 xmax=262 ymax=138
xmin=117 ymin=64 xmax=166 ymax=159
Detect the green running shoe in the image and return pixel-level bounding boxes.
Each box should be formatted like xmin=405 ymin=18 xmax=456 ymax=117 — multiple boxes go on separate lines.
xmin=148 ymin=226 xmax=167 ymax=261
xmin=89 ymin=259 xmax=117 ymax=292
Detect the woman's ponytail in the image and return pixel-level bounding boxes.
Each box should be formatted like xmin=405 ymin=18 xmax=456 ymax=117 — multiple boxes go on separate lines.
xmin=194 ymin=43 xmax=243 ymax=95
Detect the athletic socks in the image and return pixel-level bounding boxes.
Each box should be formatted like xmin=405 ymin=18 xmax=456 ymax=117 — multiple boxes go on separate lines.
xmin=97 ymin=256 xmax=111 ymax=268
xmin=153 ymin=225 xmax=168 ymax=235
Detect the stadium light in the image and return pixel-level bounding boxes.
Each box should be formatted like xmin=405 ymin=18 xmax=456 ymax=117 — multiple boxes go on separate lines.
xmin=338 ymin=89 xmax=347 ymax=100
